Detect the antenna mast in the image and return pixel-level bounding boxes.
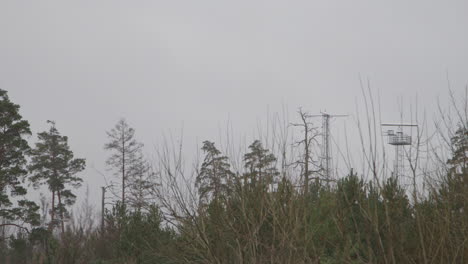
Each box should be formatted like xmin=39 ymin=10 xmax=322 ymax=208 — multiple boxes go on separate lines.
xmin=381 ymin=123 xmax=417 ymax=180
xmin=311 ymin=112 xmax=348 ymax=182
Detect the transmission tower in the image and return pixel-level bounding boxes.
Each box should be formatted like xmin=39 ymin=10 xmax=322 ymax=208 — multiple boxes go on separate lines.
xmin=311 ymin=112 xmax=347 ymax=181
xmin=381 ymin=123 xmax=417 ymax=180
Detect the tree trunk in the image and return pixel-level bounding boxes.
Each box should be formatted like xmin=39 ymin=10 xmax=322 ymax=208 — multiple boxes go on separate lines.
xmin=122 ymin=134 xmax=126 ymax=206
xmin=304 ymin=126 xmax=309 ymax=196
xmin=50 ymin=191 xmax=55 ymax=231
xmin=101 ymin=187 xmax=105 ymax=233
xmin=58 ymin=191 xmax=65 ymax=233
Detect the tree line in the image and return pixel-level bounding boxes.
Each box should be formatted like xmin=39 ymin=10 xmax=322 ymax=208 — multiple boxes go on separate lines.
xmin=0 ymin=88 xmax=467 ymax=263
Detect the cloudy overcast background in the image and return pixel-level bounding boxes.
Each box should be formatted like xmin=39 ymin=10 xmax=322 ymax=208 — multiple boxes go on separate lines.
xmin=1 ymin=0 xmax=468 ymax=207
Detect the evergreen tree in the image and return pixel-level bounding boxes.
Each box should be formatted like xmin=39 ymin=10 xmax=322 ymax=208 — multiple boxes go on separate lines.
xmin=434 ymin=124 xmax=468 ymax=262
xmin=105 ymin=118 xmax=151 ymax=209
xmin=243 ymin=140 xmax=279 ymax=189
xmin=127 ymin=151 xmax=157 ymax=211
xmin=380 ymin=176 xmax=414 ymax=262
xmin=0 ymin=89 xmax=39 ymax=231
xmin=334 ymin=170 xmax=368 ymax=261
xmin=195 ymin=141 xmax=233 ymax=203
xmin=439 ymin=124 xmax=468 ymax=214
xmin=104 ymin=203 xmax=174 ymax=263
xmin=447 ymin=124 xmax=468 ymax=171
xmin=29 ymin=121 xmax=85 ymax=232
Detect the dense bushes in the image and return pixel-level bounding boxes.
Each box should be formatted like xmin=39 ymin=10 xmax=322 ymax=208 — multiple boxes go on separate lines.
xmin=1 ymin=88 xmax=468 ymax=263
xmin=1 ymin=164 xmax=467 ymax=263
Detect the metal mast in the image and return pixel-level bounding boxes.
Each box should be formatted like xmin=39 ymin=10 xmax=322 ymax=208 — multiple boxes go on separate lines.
xmin=381 ymin=123 xmax=417 ymax=180
xmin=311 ymin=112 xmax=347 ymax=181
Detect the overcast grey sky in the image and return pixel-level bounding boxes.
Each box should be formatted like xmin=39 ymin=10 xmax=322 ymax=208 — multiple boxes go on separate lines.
xmin=1 ymin=0 xmax=468 ymax=207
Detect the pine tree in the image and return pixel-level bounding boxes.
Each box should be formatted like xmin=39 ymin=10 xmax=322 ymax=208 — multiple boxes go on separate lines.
xmin=437 ymin=124 xmax=468 ymax=252
xmin=104 ymin=118 xmax=145 ymax=208
xmin=127 ymin=151 xmax=157 ymax=211
xmin=29 ymin=121 xmax=85 ymax=232
xmin=243 ymin=140 xmax=279 ymax=189
xmin=439 ymin=124 xmax=468 ymax=212
xmin=196 ymin=141 xmax=233 ymax=203
xmin=447 ymin=124 xmax=468 ymax=172
xmin=0 ymin=89 xmax=39 ymax=231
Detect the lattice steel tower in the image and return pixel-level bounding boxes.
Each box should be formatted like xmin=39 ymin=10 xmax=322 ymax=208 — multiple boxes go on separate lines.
xmin=311 ymin=112 xmax=347 ymax=181
xmin=382 ymin=123 xmax=417 ymax=180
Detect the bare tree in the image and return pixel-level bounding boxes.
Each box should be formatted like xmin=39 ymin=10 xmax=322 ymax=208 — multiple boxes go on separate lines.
xmin=291 ymin=109 xmax=321 ymax=195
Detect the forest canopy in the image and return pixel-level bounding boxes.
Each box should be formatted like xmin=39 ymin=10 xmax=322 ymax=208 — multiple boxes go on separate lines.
xmin=0 ymin=88 xmax=467 ymax=264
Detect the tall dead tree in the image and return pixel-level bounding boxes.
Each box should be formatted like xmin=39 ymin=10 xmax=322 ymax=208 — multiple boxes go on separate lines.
xmin=291 ymin=109 xmax=320 ymax=196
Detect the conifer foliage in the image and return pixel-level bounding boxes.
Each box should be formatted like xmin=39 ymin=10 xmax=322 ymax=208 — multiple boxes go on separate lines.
xmin=447 ymin=124 xmax=468 ymax=171
xmin=243 ymin=140 xmax=279 ymax=189
xmin=195 ymin=141 xmax=233 ymax=203
xmin=105 ymin=118 xmax=156 ymax=210
xmin=0 ymin=89 xmax=39 ymax=227
xmin=3 ymin=87 xmax=468 ymax=263
xmin=29 ymin=121 xmax=85 ymax=232
xmin=104 ymin=118 xmax=143 ymax=207
xmin=127 ymin=151 xmax=157 ymax=211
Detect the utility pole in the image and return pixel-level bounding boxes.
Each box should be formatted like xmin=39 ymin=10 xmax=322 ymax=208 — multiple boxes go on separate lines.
xmin=101 ymin=186 xmax=106 ymax=233
xmin=311 ymin=112 xmax=347 ymax=182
